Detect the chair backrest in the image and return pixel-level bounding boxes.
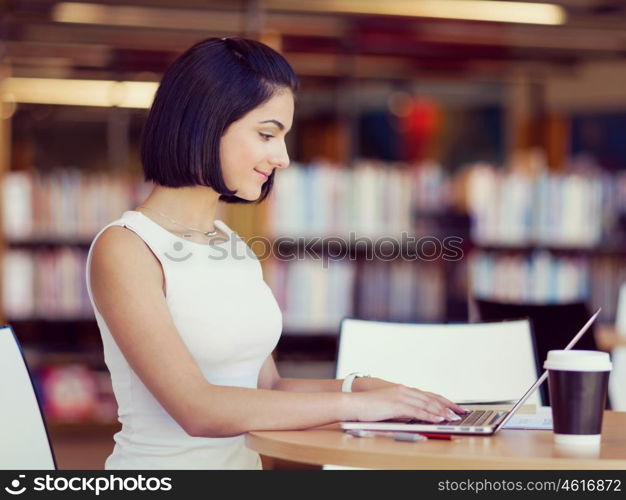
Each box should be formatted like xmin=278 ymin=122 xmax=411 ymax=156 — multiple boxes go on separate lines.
xmin=472 ymin=299 xmax=604 ymax=407
xmin=0 ymin=325 xmax=56 ymax=469
xmin=337 ymin=318 xmax=541 ymax=405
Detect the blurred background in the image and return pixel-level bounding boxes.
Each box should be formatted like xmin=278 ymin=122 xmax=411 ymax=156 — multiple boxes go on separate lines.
xmin=1 ymin=0 xmax=626 ymax=469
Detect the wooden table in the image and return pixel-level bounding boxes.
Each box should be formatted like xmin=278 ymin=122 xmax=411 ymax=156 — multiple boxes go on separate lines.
xmin=247 ymin=411 xmax=626 ymax=469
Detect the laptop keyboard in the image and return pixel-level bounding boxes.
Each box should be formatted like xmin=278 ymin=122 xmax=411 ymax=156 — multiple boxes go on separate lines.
xmin=406 ymin=410 xmax=500 ymax=427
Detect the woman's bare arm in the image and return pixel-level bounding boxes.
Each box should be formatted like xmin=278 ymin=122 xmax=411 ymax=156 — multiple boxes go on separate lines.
xmin=257 ymin=356 xmax=465 ymax=418
xmin=257 ymin=355 xmax=389 ymax=392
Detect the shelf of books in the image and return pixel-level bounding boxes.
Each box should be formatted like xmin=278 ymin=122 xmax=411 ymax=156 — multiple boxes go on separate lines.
xmin=466 ymin=163 xmax=626 ymax=322
xmin=264 ymin=160 xmax=469 ymax=328
xmin=1 ymin=171 xmax=149 ymax=427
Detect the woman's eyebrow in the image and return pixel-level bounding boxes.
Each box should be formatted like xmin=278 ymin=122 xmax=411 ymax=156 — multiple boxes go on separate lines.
xmin=258 ymin=119 xmax=284 ymax=131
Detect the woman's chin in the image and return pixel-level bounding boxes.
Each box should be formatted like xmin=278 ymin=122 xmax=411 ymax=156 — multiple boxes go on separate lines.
xmin=238 ymin=187 xmax=263 ymax=201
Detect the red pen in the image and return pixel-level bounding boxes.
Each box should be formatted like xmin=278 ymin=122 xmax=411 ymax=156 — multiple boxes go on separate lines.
xmin=418 ymin=433 xmax=453 ymax=440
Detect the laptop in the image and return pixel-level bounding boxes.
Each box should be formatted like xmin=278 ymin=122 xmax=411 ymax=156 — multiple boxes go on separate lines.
xmin=340 ymin=308 xmax=600 ymax=436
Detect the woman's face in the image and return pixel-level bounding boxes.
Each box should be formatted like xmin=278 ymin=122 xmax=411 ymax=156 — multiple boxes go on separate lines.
xmin=220 ymin=89 xmax=294 ymax=201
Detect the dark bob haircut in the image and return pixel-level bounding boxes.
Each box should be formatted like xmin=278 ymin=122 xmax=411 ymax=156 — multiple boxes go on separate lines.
xmin=141 ymin=37 xmax=299 ymax=204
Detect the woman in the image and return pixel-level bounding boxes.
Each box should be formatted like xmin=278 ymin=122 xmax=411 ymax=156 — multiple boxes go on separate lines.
xmin=87 ymin=37 xmax=465 ymax=470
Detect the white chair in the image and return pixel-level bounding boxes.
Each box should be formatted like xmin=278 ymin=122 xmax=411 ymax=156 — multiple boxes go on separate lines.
xmin=336 ymin=318 xmax=541 ymax=406
xmin=0 ymin=325 xmax=56 ymax=469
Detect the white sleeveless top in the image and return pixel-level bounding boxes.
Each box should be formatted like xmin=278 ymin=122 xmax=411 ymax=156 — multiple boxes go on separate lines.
xmin=85 ymin=210 xmax=283 ymax=469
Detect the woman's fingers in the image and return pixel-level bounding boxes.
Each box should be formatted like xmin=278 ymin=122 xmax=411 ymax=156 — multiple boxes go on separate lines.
xmin=403 ymin=388 xmax=466 ymax=421
xmin=422 ymin=391 xmax=468 ymax=415
xmin=406 ymin=406 xmax=447 ymax=423
xmin=399 ymin=387 xmax=454 ymax=421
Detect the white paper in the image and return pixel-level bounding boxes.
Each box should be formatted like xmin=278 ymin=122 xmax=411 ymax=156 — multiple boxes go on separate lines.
xmin=503 ymin=406 xmax=553 ymax=430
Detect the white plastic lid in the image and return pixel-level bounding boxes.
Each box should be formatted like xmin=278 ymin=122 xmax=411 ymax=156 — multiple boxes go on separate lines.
xmin=544 ymin=350 xmax=612 ymax=372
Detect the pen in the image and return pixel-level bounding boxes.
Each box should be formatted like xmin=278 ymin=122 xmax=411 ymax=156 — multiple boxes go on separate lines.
xmin=393 ymin=432 xmax=428 ymax=442
xmin=346 ymin=429 xmax=427 ymax=442
xmin=417 ymin=433 xmax=453 ymax=440
xmin=345 ymin=429 xmax=452 ymax=442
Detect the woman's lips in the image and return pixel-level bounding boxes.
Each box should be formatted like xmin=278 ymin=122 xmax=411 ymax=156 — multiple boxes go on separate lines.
xmin=254 ymin=168 xmax=269 ymax=180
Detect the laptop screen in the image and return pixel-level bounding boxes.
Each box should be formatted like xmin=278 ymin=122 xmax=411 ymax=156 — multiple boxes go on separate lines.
xmin=495 ymin=308 xmax=601 ymax=431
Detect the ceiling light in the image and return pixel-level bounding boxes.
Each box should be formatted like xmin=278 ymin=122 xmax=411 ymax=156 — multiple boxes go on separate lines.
xmin=266 ymin=0 xmax=566 ymax=25
xmin=2 ymin=78 xmax=158 ymax=108
xmin=52 ymin=2 xmax=242 ymax=32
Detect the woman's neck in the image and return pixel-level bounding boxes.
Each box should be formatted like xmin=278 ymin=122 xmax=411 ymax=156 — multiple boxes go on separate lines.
xmin=136 ymin=185 xmax=221 ymax=233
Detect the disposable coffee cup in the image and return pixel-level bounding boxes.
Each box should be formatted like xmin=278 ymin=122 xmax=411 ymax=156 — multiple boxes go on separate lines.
xmin=554 ymin=442 xmax=600 ymax=459
xmin=544 ymin=350 xmax=612 ymax=445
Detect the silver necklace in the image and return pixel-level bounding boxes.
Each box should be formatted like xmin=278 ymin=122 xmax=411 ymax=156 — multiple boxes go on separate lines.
xmin=139 ymin=206 xmax=218 ymax=238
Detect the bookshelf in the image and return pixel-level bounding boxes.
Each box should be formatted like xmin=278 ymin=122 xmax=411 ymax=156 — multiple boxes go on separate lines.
xmin=264 ymin=160 xmax=470 ymax=330
xmin=464 ymin=163 xmax=626 ymax=323
xmin=0 ymin=170 xmax=149 ymax=427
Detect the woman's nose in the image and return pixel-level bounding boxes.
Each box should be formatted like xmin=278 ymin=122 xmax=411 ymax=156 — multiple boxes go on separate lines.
xmin=270 ymin=142 xmax=290 ymax=169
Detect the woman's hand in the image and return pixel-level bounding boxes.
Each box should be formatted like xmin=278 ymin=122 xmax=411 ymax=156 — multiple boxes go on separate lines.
xmin=349 ymin=377 xmax=467 ymax=423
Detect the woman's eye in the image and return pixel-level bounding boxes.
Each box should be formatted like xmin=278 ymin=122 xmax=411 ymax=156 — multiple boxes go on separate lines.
xmin=259 ymin=133 xmax=274 ymax=141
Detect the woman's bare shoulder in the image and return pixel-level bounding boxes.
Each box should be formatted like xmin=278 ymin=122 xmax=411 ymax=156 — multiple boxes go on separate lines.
xmin=90 ymin=225 xmax=163 ymax=288
xmin=92 ymin=225 xmax=152 ymax=262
